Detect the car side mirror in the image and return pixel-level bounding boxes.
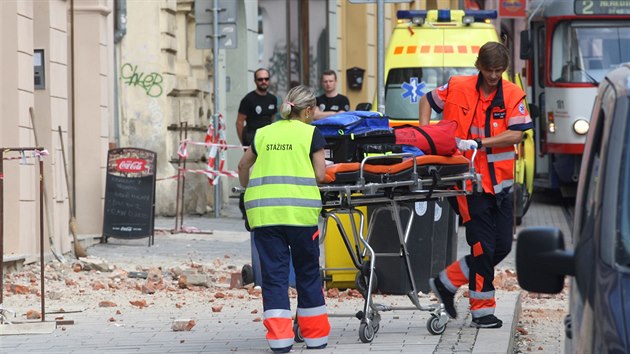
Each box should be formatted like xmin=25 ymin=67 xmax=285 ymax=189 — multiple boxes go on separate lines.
xmin=355 ymin=102 xmax=372 ymax=111
xmin=516 ymin=227 xmax=574 ymax=294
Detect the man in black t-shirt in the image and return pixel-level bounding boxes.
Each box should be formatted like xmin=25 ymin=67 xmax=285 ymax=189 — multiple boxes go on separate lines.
xmin=236 ymin=68 xmax=279 ymax=222
xmin=236 ymin=68 xmax=280 ymax=146
xmin=314 ymin=70 xmax=350 ymax=120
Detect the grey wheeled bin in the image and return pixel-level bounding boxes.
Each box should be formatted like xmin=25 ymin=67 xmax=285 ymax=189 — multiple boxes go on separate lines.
xmin=366 ymin=199 xmax=458 ymax=295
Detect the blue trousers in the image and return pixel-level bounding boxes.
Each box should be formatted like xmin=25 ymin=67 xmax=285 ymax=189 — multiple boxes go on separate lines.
xmin=254 ymin=225 xmax=324 ymax=311
xmin=251 ymin=231 xmax=295 ymax=287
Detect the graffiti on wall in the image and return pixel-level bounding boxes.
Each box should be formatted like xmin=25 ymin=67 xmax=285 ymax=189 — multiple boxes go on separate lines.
xmin=121 ymin=63 xmax=163 ymax=97
xmin=267 ymin=42 xmax=318 ymax=98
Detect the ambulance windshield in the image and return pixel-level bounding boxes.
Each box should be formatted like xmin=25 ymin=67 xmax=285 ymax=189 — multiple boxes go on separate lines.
xmin=385 ymin=67 xmax=478 ymax=120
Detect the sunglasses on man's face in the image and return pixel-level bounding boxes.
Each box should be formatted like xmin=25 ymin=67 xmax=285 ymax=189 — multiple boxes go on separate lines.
xmin=256 ymin=77 xmax=270 ymax=82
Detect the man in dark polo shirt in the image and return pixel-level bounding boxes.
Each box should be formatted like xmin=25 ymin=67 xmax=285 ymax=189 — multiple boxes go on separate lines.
xmin=313 ymin=70 xmax=350 ymax=120
xmin=236 ymin=68 xmax=280 ymax=146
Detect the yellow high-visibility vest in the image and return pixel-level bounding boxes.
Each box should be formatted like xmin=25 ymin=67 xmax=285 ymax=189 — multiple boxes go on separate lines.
xmin=244 ymin=119 xmax=321 ymax=228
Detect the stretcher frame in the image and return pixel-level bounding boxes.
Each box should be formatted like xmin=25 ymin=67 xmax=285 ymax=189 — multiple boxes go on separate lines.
xmin=318 ymin=151 xmax=481 ymax=343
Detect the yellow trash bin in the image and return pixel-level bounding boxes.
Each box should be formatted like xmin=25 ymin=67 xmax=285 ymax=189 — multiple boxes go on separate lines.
xmin=321 ymin=206 xmax=367 ymax=289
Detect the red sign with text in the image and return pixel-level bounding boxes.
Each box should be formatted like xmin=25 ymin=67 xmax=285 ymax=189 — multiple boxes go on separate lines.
xmin=116 ymin=158 xmax=147 ymax=173
xmin=499 ymin=0 xmax=526 ymax=18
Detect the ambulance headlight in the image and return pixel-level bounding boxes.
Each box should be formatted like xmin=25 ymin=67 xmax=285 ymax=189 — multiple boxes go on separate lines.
xmin=462 ymin=15 xmax=474 ymax=26
xmin=412 ymin=17 xmax=425 ymax=26
xmin=573 ymin=119 xmax=589 ymax=135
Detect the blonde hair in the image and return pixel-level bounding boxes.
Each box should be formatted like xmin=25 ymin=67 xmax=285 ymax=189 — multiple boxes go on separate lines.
xmin=280 ymin=85 xmax=316 ymax=119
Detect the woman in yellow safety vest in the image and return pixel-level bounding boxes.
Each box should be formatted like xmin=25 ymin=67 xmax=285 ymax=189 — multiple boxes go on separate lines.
xmin=238 ymin=85 xmax=330 ymax=353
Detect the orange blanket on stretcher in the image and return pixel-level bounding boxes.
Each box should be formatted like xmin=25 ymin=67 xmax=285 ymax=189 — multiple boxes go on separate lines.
xmin=323 ymin=155 xmax=469 ymax=184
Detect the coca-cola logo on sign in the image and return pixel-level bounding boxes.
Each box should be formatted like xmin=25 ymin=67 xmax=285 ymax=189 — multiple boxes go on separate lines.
xmin=116 ymin=158 xmax=146 ymax=173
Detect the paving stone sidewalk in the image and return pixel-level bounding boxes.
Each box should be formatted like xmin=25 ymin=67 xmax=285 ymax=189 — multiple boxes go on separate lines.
xmin=1 ymin=194 xmax=568 ymax=353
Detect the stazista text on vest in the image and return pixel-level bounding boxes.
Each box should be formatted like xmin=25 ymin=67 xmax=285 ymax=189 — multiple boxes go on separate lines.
xmin=266 ymin=143 xmax=293 ymax=151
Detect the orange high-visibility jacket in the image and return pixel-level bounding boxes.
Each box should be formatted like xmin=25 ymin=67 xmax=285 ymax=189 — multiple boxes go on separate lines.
xmin=432 ymin=75 xmax=528 ymax=222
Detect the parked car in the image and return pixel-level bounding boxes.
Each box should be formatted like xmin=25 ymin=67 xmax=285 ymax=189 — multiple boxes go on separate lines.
xmin=516 ymin=63 xmax=630 ymax=353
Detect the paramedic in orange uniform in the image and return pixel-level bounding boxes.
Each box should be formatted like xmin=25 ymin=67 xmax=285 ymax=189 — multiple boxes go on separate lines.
xmin=418 ymin=42 xmax=533 ymax=328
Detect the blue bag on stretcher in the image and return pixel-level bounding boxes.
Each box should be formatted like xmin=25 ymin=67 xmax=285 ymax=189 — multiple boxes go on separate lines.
xmin=311 ymin=111 xmax=390 ymax=137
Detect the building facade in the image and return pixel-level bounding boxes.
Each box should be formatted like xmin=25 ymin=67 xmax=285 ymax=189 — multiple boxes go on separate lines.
xmin=2 ymin=0 xmax=520 ymax=263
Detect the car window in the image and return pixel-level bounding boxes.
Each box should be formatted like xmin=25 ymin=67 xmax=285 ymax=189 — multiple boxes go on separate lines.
xmin=574 ymin=91 xmax=605 ymax=242
xmin=616 ymin=97 xmax=630 ymax=265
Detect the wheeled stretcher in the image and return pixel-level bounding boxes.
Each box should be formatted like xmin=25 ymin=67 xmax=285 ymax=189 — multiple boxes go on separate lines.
xmin=317 ymin=151 xmax=481 ymax=343
xmin=233 ymin=151 xmax=481 ymax=343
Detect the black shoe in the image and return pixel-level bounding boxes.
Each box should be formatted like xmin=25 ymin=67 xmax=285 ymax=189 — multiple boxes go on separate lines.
xmin=429 ymin=277 xmax=457 ymax=319
xmin=471 ymin=314 xmax=503 ymax=328
xmin=307 ymin=343 xmax=327 ymax=350
xmin=271 ymin=345 xmax=292 ymax=353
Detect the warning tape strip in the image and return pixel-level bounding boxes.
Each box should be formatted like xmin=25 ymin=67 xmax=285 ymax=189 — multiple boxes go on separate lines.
xmin=2 ymin=149 xmax=49 ymax=161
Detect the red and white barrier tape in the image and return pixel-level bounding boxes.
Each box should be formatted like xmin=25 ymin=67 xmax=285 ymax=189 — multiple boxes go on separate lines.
xmin=2 ymin=149 xmax=49 ymax=161
xmin=175 ymin=114 xmax=246 ymax=184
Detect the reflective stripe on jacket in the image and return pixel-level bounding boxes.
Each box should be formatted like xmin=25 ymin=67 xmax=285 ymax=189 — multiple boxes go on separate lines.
xmin=244 ymin=119 xmax=321 ymax=228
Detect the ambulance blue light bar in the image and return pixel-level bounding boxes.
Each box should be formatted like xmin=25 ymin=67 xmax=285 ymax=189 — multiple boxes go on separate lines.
xmin=437 ymin=9 xmax=451 ymax=22
xmin=463 ymin=10 xmax=497 ymax=21
xmin=397 ymin=9 xmax=497 ymax=22
xmin=397 ymin=10 xmax=427 ymax=20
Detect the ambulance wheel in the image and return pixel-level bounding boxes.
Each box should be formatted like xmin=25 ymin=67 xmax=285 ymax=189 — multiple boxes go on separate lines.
xmin=514 ymin=183 xmax=532 ymax=226
xmin=427 ymin=315 xmax=446 ymax=335
xmin=293 ymin=322 xmax=304 ymax=343
xmin=359 ymin=322 xmax=375 ymax=343
xmin=241 ymin=264 xmax=254 ymax=285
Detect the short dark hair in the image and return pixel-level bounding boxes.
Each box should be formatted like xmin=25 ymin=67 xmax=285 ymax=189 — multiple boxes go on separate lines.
xmin=475 ymin=42 xmax=509 ymax=70
xmin=320 ymin=70 xmax=337 ymax=80
xmin=254 ymin=68 xmax=270 ymax=80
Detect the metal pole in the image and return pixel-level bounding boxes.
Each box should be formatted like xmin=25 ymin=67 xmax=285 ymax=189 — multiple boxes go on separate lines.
xmin=377 ymin=0 xmax=385 ymax=114
xmin=39 ymin=158 xmax=45 ymax=321
xmin=213 ymin=0 xmax=221 ymax=218
xmin=181 ymin=122 xmax=188 ymax=228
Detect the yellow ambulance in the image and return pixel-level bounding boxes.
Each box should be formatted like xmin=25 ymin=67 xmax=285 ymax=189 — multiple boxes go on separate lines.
xmin=374 ymin=9 xmax=502 ymax=125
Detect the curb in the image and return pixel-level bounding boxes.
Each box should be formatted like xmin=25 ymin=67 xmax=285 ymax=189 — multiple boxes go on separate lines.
xmin=472 ymin=291 xmax=522 ymax=354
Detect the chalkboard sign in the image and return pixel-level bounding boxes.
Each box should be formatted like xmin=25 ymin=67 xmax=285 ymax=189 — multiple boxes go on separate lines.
xmin=102 ymin=148 xmax=156 ymax=245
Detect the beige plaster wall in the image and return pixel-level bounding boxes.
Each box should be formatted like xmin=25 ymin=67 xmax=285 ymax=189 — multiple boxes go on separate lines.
xmin=1 ymin=0 xmax=113 ymax=261
xmin=0 ymin=0 xmax=78 ymax=261
xmin=72 ymin=0 xmax=113 ymax=235
xmin=117 ymin=0 xmax=213 ymax=216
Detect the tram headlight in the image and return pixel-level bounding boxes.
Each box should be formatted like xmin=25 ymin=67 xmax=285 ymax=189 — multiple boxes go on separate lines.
xmin=573 ymin=119 xmax=589 ymax=135
xmin=547 ymin=112 xmax=555 ymax=134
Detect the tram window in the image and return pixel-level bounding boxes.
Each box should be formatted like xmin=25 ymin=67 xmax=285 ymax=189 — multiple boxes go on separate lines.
xmin=552 ymin=23 xmax=630 ymax=84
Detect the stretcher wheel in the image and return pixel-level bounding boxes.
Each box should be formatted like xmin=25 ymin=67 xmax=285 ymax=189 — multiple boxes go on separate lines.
xmin=372 ymin=322 xmax=380 ymax=334
xmin=359 ymin=321 xmax=375 ymax=343
xmin=355 ymin=263 xmax=377 ymax=296
xmin=241 ymin=264 xmax=254 ymax=285
xmin=426 ymin=314 xmax=446 ymax=335
xmin=293 ymin=322 xmax=303 ymax=343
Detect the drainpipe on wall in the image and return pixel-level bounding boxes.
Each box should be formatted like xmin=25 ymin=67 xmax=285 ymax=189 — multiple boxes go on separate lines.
xmin=70 ymin=0 xmax=76 ymax=212
xmin=113 ymin=0 xmax=127 ymax=147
